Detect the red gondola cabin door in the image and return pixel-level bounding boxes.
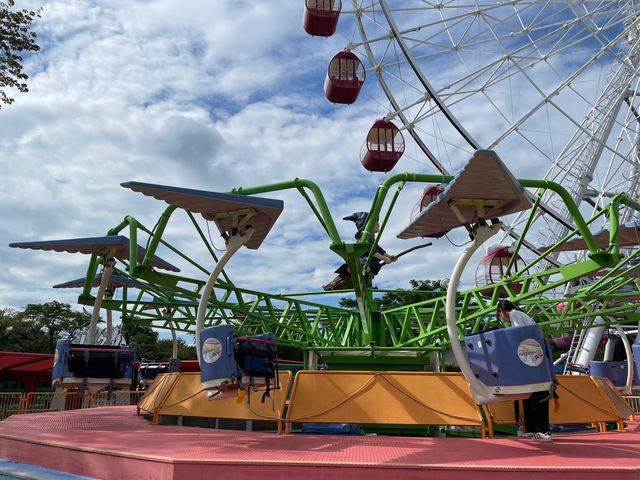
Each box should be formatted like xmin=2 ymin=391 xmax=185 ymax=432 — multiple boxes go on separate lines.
xmin=361 ymin=119 xmax=405 ymax=172
xmin=475 ymin=245 xmax=524 ymax=297
xmin=324 ymin=51 xmax=365 ymax=104
xmin=303 ymin=0 xmax=341 ymax=37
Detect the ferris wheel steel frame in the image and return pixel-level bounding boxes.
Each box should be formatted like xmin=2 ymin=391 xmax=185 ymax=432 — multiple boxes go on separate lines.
xmin=348 ymin=1 xmax=640 ymax=238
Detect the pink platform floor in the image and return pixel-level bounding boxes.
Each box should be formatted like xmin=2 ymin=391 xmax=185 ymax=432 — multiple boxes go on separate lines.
xmin=0 ymin=406 xmax=638 ymax=479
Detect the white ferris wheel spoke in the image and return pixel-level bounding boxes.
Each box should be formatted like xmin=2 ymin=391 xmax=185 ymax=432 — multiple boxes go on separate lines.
xmin=345 ymin=0 xmax=640 ymax=257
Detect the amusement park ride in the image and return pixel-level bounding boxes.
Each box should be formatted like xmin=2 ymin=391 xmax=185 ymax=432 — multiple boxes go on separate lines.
xmin=8 ymin=1 xmax=640 ymax=426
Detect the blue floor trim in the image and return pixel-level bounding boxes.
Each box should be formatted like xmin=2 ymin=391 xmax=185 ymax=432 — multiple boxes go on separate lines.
xmin=0 ymin=459 xmax=97 ymax=480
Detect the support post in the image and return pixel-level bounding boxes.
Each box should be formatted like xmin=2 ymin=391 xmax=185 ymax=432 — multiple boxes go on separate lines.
xmin=87 ymin=256 xmax=116 ymax=344
xmin=195 ymin=229 xmax=255 ymax=364
xmin=445 ymin=222 xmax=501 ymax=404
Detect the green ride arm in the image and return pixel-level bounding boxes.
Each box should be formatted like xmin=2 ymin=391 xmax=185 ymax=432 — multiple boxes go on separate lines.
xmin=356 ymin=173 xmax=600 ymax=256
xmin=230 ymin=178 xmax=341 ymax=245
xmin=139 ymin=206 xmax=178 ymax=269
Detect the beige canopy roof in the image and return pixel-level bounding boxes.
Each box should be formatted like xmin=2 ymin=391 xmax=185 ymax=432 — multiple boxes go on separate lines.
xmin=398 ymin=150 xmax=532 ymax=239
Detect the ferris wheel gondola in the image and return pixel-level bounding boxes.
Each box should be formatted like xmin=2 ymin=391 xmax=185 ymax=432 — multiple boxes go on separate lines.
xmin=361 ymin=119 xmax=404 ymax=172
xmin=475 ymin=246 xmax=525 ymax=297
xmin=324 ymin=50 xmax=365 ymax=104
xmin=303 ymin=0 xmax=341 ymax=37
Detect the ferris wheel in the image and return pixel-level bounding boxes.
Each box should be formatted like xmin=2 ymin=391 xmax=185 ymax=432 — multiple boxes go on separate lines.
xmin=306 ymin=0 xmax=640 ymax=255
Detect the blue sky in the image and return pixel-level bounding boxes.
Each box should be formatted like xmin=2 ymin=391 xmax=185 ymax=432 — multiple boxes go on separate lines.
xmin=1 ymin=1 xmax=634 ymax=319
xmin=1 ymin=1 xmax=468 ymax=313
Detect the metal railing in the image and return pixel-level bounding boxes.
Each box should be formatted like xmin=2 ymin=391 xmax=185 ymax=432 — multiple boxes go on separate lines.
xmin=0 ymin=390 xmax=144 ymax=419
xmin=624 ymin=395 xmax=640 ymax=414
xmin=0 ymin=393 xmax=27 ymax=420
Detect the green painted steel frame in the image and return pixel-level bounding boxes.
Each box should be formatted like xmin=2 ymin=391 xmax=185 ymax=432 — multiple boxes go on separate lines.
xmin=69 ymin=172 xmax=640 ymax=357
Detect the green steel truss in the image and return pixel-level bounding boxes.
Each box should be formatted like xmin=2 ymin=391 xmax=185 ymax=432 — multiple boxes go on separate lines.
xmin=72 ymin=173 xmax=640 ymax=357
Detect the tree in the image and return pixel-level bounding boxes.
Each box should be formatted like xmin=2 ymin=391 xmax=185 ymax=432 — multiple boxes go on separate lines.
xmin=122 ymin=323 xmax=197 ymax=360
xmin=122 ymin=324 xmax=159 ymax=359
xmin=0 ymin=0 xmax=41 ymax=108
xmin=338 ymin=279 xmax=445 ymax=310
xmin=0 ymin=303 xmax=92 ymax=353
xmin=0 ymin=307 xmax=43 ymax=352
xmin=377 ymin=279 xmax=446 ymax=310
xmin=21 ymin=301 xmax=93 ymax=353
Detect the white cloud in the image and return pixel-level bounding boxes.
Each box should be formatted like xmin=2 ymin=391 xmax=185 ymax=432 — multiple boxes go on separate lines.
xmin=2 ymin=1 xmax=635 ymax=338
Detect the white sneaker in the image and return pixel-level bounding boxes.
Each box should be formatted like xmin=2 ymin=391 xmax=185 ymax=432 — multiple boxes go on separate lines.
xmin=517 ymin=431 xmax=534 ymax=438
xmin=532 ymin=432 xmax=553 ymax=442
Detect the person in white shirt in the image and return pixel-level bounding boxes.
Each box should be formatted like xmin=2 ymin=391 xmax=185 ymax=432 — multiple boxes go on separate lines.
xmin=499 ymin=302 xmax=536 ymax=327
xmin=498 ymin=300 xmax=553 ymax=442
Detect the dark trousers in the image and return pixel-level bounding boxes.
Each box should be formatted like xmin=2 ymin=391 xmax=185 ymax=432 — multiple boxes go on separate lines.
xmin=522 ymin=390 xmax=550 ymax=433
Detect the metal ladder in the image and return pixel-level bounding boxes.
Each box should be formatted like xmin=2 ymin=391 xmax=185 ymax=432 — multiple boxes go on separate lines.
xmin=563 ymin=326 xmax=589 ymax=375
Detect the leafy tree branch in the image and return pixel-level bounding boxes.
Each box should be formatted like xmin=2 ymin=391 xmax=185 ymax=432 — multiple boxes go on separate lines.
xmin=0 ymin=0 xmax=41 ymax=108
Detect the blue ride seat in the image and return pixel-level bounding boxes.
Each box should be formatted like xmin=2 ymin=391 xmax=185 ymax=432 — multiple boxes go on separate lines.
xmin=199 ymin=325 xmax=278 ymax=400
xmin=235 ymin=333 xmax=277 ymax=380
xmin=588 ymin=344 xmax=640 ymax=388
xmin=137 ymin=357 xmax=181 ymax=386
xmin=466 ymin=324 xmax=554 ymax=395
xmin=53 ymin=339 xmax=136 ymax=392
xmin=589 ymin=361 xmax=627 ymax=387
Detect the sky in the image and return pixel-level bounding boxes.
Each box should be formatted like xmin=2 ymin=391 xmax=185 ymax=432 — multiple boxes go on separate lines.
xmin=0 ymin=0 xmax=469 ymax=315
xmin=0 ymin=1 xmax=632 ymax=323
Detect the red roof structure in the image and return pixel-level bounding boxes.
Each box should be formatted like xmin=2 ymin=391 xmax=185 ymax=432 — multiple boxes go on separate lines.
xmin=0 ymin=351 xmax=54 ymax=392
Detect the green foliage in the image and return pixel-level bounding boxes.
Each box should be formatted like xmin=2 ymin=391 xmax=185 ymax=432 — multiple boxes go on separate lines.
xmin=122 ymin=323 xmax=197 ymax=360
xmin=0 ymin=302 xmax=92 ymax=353
xmin=0 ymin=302 xmax=198 ymax=359
xmin=337 ymin=297 xmax=357 ymax=309
xmin=339 ymin=279 xmax=445 ymax=311
xmin=377 ymin=279 xmax=446 ymax=309
xmin=0 ymin=0 xmax=41 ymax=108
xmin=0 ymin=308 xmax=43 ymax=352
